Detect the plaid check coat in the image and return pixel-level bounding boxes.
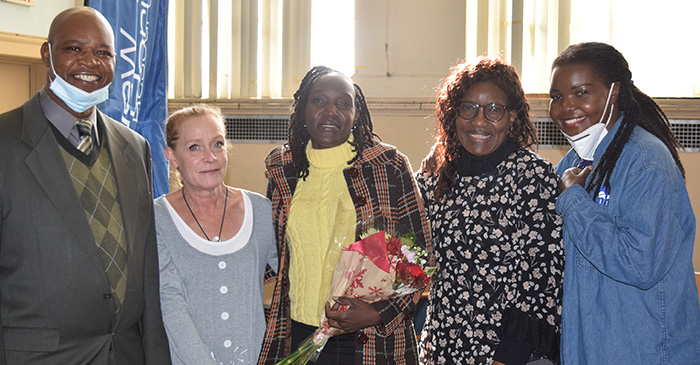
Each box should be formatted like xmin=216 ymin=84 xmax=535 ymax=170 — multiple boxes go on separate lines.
xmin=258 ymin=141 xmax=432 ymax=365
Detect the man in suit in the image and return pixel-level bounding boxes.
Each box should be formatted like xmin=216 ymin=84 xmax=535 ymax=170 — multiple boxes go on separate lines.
xmin=0 ymin=7 xmax=170 ymax=364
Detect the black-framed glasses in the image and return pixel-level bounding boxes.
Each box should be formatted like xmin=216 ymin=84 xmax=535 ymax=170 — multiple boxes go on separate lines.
xmin=457 ymin=102 xmax=510 ymax=123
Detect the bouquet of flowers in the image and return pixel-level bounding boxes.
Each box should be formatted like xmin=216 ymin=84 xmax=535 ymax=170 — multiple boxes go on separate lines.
xmin=277 ymin=217 xmax=434 ymax=365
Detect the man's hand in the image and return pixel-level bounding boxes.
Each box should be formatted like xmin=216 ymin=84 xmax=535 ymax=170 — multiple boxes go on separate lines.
xmin=559 ymin=165 xmax=592 ymax=192
xmin=325 ymin=297 xmax=382 ymax=334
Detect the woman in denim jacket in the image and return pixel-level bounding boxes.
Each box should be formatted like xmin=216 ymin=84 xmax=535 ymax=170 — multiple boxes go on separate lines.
xmin=548 ymin=42 xmax=700 ymax=364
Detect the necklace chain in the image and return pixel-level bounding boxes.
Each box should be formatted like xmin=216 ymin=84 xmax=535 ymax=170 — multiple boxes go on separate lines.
xmin=182 ymin=186 xmax=228 ymax=242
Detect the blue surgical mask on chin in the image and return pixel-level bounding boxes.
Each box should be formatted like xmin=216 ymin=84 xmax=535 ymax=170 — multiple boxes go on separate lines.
xmin=562 ymin=83 xmax=616 ymax=161
xmin=47 ymin=43 xmax=111 ymax=113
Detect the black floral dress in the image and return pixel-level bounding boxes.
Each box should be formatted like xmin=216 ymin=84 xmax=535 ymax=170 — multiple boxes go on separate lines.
xmin=416 ymin=143 xmax=564 ymax=365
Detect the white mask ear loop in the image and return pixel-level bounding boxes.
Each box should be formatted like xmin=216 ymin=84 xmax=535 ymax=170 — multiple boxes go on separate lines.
xmin=47 ymin=43 xmax=58 ymax=81
xmin=600 ymin=82 xmax=616 ymax=129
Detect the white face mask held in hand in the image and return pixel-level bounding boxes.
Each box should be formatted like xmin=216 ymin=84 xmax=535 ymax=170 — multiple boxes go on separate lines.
xmin=561 ymin=83 xmax=616 ymax=162
xmin=47 ymin=43 xmax=111 ymax=113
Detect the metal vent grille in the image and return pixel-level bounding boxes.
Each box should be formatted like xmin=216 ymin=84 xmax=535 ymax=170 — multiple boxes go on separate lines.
xmin=535 ymin=117 xmax=700 ymax=152
xmin=533 ymin=117 xmax=568 ymax=148
xmin=224 ymin=114 xmax=700 ymax=151
xmin=670 ymin=119 xmax=700 ymax=152
xmin=224 ymin=115 xmax=289 ymax=143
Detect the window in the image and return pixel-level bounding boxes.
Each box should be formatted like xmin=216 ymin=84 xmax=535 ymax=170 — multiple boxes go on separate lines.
xmin=310 ymin=0 xmax=355 ymax=77
xmin=468 ymin=0 xmax=700 ymax=97
xmin=569 ymin=0 xmax=700 ymax=97
xmin=167 ymin=0 xmax=354 ymax=99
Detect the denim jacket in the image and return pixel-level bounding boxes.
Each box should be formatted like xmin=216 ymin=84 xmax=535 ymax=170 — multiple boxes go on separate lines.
xmin=555 ymin=118 xmax=700 ymax=364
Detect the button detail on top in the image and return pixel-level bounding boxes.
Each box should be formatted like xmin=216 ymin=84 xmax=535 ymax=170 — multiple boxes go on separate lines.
xmin=356 ymin=196 xmax=367 ymax=206
xmin=347 ymin=167 xmax=359 ymax=177
xmin=218 ymin=261 xmax=226 ymax=269
xmin=221 ymin=312 xmax=229 ymax=320
xmin=223 ymin=340 xmax=232 ymax=348
xmin=220 ymin=286 xmax=228 ymax=294
xmin=103 ymin=292 xmax=112 ymax=300
xmin=357 ymin=333 xmax=368 ymax=344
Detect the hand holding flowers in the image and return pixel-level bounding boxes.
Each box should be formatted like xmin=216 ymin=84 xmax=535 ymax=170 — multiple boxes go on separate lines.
xmin=276 ymin=225 xmax=434 ymax=364
xmin=324 ymin=297 xmax=381 ymax=334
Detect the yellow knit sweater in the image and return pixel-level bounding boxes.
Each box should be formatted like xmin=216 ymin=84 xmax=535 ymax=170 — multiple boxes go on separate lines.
xmin=287 ymin=141 xmax=357 ymax=326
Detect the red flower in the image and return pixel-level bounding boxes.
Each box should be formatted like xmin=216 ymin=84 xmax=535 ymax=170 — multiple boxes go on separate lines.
xmin=396 ymin=259 xmax=411 ymax=283
xmin=407 ymin=264 xmax=423 ymax=278
xmin=387 ymin=237 xmax=402 ymax=256
xmin=411 ymin=271 xmax=429 ymax=288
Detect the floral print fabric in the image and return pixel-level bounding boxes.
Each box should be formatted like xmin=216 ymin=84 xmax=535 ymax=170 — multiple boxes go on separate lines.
xmin=416 ymin=147 xmax=564 ymax=364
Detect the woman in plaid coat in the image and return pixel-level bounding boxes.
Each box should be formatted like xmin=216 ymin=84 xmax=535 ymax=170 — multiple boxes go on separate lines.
xmin=258 ymin=66 xmax=431 ymax=365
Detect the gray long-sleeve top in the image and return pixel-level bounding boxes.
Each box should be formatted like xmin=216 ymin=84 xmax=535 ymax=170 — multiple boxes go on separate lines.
xmin=155 ymin=190 xmax=278 ymax=365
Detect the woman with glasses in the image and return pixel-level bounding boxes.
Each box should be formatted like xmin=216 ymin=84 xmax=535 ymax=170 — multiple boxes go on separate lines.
xmin=416 ymin=57 xmax=564 ymax=365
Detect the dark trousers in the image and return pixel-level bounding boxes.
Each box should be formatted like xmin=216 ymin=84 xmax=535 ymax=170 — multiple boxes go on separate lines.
xmin=291 ymin=320 xmax=355 ymax=365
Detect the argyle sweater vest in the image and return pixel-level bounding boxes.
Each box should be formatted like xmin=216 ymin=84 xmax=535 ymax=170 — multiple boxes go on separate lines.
xmin=58 ymin=139 xmax=128 ymax=309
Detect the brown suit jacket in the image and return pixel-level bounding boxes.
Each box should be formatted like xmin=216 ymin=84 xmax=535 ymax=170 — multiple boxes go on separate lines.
xmin=0 ymin=94 xmax=170 ymax=364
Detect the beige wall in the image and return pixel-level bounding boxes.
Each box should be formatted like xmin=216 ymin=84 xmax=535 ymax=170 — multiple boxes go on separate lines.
xmin=0 ymin=0 xmax=81 ymax=38
xmin=0 ymin=61 xmax=30 ymax=112
xmin=353 ymin=1 xmax=466 ymax=98
xmin=0 ymin=32 xmax=47 ymax=113
xmin=683 ymin=152 xmax=700 ymax=269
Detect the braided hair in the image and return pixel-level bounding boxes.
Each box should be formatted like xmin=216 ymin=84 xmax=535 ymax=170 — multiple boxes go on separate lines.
xmin=433 ymin=57 xmax=538 ymax=200
xmin=287 ymin=66 xmax=378 ymax=180
xmin=551 ymin=42 xmax=685 ymax=196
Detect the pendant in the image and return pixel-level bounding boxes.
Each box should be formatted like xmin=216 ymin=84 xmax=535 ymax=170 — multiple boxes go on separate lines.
xmin=212 ymin=236 xmax=220 ymax=242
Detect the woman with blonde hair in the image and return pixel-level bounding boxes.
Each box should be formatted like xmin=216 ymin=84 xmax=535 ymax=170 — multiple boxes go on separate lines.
xmin=156 ymin=104 xmax=277 ymax=364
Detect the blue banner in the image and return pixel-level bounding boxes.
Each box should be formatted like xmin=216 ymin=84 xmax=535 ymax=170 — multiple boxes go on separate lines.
xmin=88 ymin=0 xmax=170 ymax=198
